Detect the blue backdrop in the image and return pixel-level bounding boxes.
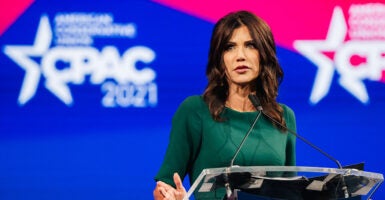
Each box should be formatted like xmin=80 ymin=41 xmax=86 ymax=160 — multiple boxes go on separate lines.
xmin=1 ymin=0 xmax=384 ymax=199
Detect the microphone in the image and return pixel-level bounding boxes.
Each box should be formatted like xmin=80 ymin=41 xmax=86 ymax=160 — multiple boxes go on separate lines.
xmin=248 ymin=94 xmax=349 ymax=198
xmin=224 ymin=100 xmax=263 ymax=199
xmin=229 ymin=110 xmax=262 ymax=167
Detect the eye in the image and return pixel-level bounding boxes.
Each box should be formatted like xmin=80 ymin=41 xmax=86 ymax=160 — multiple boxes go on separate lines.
xmin=224 ymin=43 xmax=235 ymax=51
xmin=246 ymin=42 xmax=257 ymax=49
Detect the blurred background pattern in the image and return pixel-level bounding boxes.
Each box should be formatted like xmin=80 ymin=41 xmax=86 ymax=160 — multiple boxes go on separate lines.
xmin=1 ymin=0 xmax=384 ymax=199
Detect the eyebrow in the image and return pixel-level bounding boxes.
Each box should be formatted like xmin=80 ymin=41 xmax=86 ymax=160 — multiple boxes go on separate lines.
xmin=227 ymin=39 xmax=255 ymax=44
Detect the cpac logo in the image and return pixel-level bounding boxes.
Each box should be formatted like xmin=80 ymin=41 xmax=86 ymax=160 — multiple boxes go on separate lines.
xmin=4 ymin=15 xmax=157 ymax=107
xmin=294 ymin=5 xmax=385 ymax=104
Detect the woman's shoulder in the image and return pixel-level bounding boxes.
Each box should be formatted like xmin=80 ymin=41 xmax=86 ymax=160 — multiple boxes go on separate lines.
xmin=279 ymin=103 xmax=295 ymax=116
xmin=179 ymin=95 xmax=206 ymax=109
xmin=173 ymin=95 xmax=209 ymax=124
xmin=279 ymin=103 xmax=296 ymax=129
xmin=173 ymin=95 xmax=208 ymax=116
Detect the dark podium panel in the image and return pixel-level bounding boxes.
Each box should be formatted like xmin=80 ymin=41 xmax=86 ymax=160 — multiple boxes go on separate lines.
xmin=183 ymin=166 xmax=383 ymax=200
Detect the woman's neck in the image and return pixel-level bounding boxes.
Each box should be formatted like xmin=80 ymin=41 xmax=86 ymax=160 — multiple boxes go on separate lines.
xmin=226 ymin=87 xmax=256 ymax=112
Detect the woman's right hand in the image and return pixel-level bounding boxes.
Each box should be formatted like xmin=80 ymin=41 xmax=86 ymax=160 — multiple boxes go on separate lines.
xmin=153 ymin=173 xmax=186 ymax=200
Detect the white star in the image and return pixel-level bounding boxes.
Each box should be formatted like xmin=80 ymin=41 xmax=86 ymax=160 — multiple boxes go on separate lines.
xmin=4 ymin=15 xmax=52 ymax=105
xmin=294 ymin=7 xmax=348 ymax=104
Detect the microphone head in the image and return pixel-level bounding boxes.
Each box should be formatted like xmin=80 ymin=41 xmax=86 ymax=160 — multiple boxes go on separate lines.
xmin=248 ymin=94 xmax=263 ymax=111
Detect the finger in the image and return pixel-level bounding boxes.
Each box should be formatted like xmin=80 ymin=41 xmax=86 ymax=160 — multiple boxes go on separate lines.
xmin=159 ymin=187 xmax=175 ymax=200
xmin=157 ymin=181 xmax=174 ymax=191
xmin=154 ymin=183 xmax=168 ymax=200
xmin=173 ymin=173 xmax=184 ymax=190
xmin=173 ymin=173 xmax=186 ymax=200
xmin=159 ymin=187 xmax=167 ymax=197
xmin=153 ymin=187 xmax=163 ymax=200
xmin=157 ymin=181 xmax=178 ymax=199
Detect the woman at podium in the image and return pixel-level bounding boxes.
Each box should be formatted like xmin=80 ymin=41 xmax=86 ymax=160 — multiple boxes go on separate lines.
xmin=153 ymin=10 xmax=297 ymax=200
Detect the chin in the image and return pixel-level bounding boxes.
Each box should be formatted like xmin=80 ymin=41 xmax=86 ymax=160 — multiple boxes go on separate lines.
xmin=233 ymin=80 xmax=255 ymax=86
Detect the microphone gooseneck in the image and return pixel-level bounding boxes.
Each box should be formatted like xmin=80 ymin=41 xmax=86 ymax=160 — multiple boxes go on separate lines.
xmin=247 ymin=94 xmax=349 ymax=198
xmin=225 ymin=97 xmax=263 ymax=199
xmin=229 ymin=109 xmax=262 ymax=167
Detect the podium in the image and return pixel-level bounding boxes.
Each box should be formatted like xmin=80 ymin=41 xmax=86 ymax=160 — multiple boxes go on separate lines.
xmin=184 ymin=166 xmax=384 ymax=200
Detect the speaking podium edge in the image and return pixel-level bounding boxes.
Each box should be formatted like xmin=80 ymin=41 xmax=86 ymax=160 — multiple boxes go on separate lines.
xmin=183 ymin=166 xmax=384 ymax=200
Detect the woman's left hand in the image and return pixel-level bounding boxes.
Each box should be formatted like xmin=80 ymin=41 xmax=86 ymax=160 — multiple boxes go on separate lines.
xmin=154 ymin=173 xmax=186 ymax=200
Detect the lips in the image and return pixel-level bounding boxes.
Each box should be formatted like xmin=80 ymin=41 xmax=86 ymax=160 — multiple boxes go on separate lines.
xmin=234 ymin=65 xmax=250 ymax=73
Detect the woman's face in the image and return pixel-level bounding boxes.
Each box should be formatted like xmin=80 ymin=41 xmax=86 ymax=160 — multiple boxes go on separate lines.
xmin=223 ymin=25 xmax=260 ymax=88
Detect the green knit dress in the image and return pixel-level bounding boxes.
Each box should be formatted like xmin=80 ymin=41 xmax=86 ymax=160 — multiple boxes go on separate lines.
xmin=155 ymin=95 xmax=297 ymax=199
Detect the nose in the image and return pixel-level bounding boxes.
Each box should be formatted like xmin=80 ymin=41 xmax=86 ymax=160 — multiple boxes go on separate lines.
xmin=236 ymin=47 xmax=246 ymax=62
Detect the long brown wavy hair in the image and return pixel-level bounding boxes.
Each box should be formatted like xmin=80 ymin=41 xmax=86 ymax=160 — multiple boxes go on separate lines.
xmin=203 ymin=10 xmax=286 ymax=129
